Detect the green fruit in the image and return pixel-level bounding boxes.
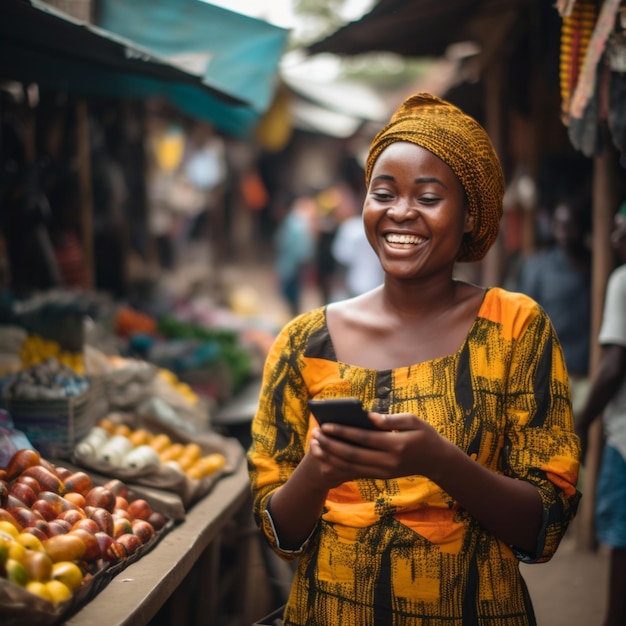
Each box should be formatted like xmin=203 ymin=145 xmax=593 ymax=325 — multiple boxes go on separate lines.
xmin=6 ymin=558 xmax=28 ymax=586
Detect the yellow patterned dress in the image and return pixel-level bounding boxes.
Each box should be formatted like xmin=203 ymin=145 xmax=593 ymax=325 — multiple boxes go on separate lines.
xmin=248 ymin=288 xmax=581 ymax=626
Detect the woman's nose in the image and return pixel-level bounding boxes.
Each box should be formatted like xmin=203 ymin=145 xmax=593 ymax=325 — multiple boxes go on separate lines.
xmin=387 ymin=198 xmax=418 ymax=220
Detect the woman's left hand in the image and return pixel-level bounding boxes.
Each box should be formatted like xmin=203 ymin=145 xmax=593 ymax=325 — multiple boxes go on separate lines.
xmin=311 ymin=412 xmax=452 ymax=482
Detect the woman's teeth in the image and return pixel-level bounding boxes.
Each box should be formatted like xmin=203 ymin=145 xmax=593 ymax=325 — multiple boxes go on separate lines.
xmin=385 ymin=234 xmax=424 ymax=246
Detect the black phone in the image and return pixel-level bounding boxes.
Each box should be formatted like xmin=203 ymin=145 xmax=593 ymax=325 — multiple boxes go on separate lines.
xmin=307 ymin=398 xmax=376 ymax=430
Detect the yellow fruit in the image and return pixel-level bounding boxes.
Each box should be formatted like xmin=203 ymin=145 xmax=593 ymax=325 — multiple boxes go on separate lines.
xmin=183 ymin=443 xmax=202 ymax=462
xmin=114 ymin=424 xmax=132 ymax=438
xmin=97 ymin=417 xmax=116 ymax=434
xmin=45 ymin=579 xmax=72 ymax=604
xmin=16 ymin=533 xmax=45 ymax=552
xmin=0 ymin=520 xmax=19 ymax=538
xmin=26 ymin=580 xmax=54 ymax=603
xmin=185 ymin=466 xmax=203 ymax=481
xmin=129 ymin=429 xmax=152 ymax=446
xmin=149 ymin=434 xmax=172 ymax=453
xmin=0 ymin=540 xmax=9 ymax=566
xmin=176 ymin=455 xmax=195 ymax=472
xmin=6 ymin=558 xmax=28 ymax=586
xmin=52 ymin=561 xmax=84 ymax=591
xmin=8 ymin=541 xmax=26 ymax=563
xmin=159 ymin=443 xmax=184 ymax=462
xmin=197 ymin=453 xmax=226 ymax=475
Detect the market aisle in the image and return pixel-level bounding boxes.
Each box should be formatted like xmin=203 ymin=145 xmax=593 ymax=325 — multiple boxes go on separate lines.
xmin=521 ymin=528 xmax=608 ymax=626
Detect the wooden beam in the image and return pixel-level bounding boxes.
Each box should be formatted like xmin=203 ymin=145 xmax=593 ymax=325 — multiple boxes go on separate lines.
xmin=576 ymin=134 xmax=619 ymax=550
xmin=76 ymin=99 xmax=94 ymax=289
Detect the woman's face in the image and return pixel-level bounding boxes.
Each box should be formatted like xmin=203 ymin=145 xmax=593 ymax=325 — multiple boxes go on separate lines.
xmin=363 ymin=141 xmax=471 ymax=279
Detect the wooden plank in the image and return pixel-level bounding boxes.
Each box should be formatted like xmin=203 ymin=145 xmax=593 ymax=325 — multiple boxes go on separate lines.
xmin=575 ymin=140 xmax=620 ymax=549
xmin=65 ymin=459 xmax=251 ymax=626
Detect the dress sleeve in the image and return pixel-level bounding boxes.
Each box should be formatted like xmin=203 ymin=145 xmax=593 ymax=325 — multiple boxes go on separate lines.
xmin=247 ymin=315 xmax=317 ymax=560
xmin=502 ymin=302 xmax=582 ymax=563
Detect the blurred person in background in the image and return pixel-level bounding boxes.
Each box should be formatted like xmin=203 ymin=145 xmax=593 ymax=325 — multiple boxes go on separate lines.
xmin=331 ymin=204 xmax=384 ymax=298
xmin=577 ymin=201 xmax=626 ymax=626
xmin=515 ymin=197 xmax=592 ymax=419
xmin=274 ymin=193 xmax=316 ymax=317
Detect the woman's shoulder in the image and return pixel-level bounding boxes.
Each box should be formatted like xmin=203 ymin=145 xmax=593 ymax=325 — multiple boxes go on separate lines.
xmin=481 ymin=287 xmax=545 ymax=326
xmin=274 ymin=306 xmax=328 ymax=344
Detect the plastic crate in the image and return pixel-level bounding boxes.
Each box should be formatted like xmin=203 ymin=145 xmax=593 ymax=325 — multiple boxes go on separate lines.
xmin=0 ymin=377 xmax=107 ymax=458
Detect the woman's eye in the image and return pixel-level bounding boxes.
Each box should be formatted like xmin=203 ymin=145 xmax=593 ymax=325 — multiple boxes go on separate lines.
xmin=372 ymin=191 xmax=393 ymax=201
xmin=419 ymin=195 xmax=440 ymax=205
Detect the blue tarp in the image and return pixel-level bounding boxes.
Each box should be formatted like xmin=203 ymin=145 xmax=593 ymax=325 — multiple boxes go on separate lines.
xmin=98 ymin=0 xmax=290 ymax=133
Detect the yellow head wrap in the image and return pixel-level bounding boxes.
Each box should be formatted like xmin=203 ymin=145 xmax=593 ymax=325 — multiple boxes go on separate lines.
xmin=365 ymin=93 xmax=505 ymax=262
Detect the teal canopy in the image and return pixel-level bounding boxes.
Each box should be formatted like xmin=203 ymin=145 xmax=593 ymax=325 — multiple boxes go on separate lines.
xmin=0 ymin=0 xmax=289 ymax=137
xmin=97 ymin=0 xmax=290 ymax=132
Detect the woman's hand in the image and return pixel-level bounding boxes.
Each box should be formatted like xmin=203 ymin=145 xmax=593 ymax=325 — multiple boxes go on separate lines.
xmin=312 ymin=411 xmax=543 ymax=552
xmin=310 ymin=411 xmax=450 ymax=487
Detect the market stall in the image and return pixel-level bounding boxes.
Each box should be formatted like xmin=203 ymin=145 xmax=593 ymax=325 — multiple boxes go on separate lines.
xmin=0 ymin=1 xmax=288 ymax=623
xmin=0 ymin=277 xmax=278 ymax=623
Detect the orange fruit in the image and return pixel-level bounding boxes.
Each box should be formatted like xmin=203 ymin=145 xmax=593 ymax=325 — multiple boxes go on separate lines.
xmin=23 ymin=549 xmax=53 ymax=582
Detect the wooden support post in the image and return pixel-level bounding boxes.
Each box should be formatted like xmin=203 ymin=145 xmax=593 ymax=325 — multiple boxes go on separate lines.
xmin=75 ymin=99 xmax=95 ymax=289
xmin=576 ymin=137 xmax=619 ymax=549
xmin=481 ymin=61 xmax=505 ymax=287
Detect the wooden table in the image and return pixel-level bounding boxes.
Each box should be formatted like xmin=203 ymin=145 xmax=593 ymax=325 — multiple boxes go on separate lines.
xmin=65 ymin=458 xmax=255 ymax=626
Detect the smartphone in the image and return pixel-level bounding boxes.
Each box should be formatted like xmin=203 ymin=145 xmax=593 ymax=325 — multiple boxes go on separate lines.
xmin=307 ymin=398 xmax=377 ymax=430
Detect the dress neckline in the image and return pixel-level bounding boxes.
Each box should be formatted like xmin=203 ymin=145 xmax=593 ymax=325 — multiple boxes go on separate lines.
xmin=321 ymin=287 xmax=494 ymax=372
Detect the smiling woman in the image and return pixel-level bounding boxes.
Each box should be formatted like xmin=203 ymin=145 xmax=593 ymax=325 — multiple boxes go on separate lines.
xmin=248 ymin=92 xmax=581 ymax=626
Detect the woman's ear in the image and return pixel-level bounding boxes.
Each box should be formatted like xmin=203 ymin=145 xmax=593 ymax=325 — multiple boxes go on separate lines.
xmin=463 ymin=208 xmax=473 ymax=234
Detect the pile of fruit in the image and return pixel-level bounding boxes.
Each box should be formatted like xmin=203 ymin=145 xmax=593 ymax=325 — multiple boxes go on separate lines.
xmin=76 ymin=417 xmax=226 ymax=481
xmin=19 ymin=335 xmax=85 ymax=376
xmin=0 ymin=449 xmax=167 ymax=607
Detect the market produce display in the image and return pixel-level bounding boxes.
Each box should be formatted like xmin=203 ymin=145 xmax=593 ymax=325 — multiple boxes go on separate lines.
xmin=0 ymin=448 xmax=169 ymax=619
xmin=71 ymin=412 xmax=241 ymax=516
xmin=77 ymin=418 xmax=226 ymax=481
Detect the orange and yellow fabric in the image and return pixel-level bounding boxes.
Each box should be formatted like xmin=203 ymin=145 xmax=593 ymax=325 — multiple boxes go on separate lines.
xmin=248 ymin=288 xmax=581 ymax=626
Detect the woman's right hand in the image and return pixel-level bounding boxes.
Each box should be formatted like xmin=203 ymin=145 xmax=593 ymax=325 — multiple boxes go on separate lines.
xmin=309 ymin=411 xmax=451 ymax=487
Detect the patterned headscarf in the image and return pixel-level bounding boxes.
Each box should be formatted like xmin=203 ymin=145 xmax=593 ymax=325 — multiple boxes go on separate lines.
xmin=365 ymin=93 xmax=505 ymax=262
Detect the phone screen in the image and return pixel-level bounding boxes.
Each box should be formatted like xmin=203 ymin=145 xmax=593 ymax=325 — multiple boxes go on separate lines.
xmin=307 ymin=398 xmax=376 ymax=430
